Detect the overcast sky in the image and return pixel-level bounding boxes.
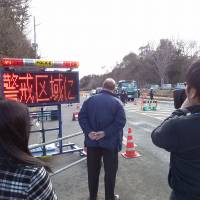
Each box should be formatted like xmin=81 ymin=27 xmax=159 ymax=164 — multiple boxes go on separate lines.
xmin=29 ymin=0 xmax=200 ymax=78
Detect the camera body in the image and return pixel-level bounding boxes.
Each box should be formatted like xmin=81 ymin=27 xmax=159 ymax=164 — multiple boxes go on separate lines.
xmin=173 ymin=89 xmax=187 ymax=109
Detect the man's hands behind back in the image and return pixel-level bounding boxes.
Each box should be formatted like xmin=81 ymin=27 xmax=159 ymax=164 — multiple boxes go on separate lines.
xmin=88 ymin=131 xmax=105 ymax=141
xmin=95 ymin=131 xmax=105 ymax=140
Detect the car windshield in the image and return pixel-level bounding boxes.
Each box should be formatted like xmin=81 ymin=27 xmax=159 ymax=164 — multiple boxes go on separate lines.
xmin=121 ymin=82 xmax=136 ymax=88
xmin=176 ymin=83 xmax=185 ymax=89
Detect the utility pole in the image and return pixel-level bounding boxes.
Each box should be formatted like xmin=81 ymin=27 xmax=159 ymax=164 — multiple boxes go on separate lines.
xmin=33 ymin=16 xmax=38 ymax=58
xmin=34 ymin=16 xmax=36 ymax=47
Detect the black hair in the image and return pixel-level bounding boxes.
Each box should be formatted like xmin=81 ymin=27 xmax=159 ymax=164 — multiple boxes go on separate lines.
xmin=186 ymin=60 xmax=200 ymax=98
xmin=0 ymin=99 xmax=51 ymax=172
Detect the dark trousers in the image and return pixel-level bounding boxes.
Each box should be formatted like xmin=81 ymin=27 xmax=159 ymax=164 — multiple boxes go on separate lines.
xmin=87 ymin=147 xmax=118 ymax=200
xmin=170 ymin=191 xmax=176 ymax=200
xmin=170 ymin=191 xmax=192 ymax=200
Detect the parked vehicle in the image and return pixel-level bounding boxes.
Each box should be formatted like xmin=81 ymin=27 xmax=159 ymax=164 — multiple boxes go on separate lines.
xmin=116 ymin=80 xmax=138 ymax=100
xmin=175 ymin=82 xmax=185 ymax=89
xmin=90 ymin=89 xmax=96 ymax=96
xmin=96 ymin=87 xmax=102 ymax=94
xmin=150 ymin=84 xmax=160 ymax=91
xmin=161 ymin=84 xmax=172 ymax=90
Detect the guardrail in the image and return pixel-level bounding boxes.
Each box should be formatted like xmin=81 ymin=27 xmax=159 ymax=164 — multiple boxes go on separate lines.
xmin=51 ymin=157 xmax=87 ymax=177
xmin=29 ymin=131 xmax=86 ymax=176
xmin=29 ymin=131 xmax=83 ymax=150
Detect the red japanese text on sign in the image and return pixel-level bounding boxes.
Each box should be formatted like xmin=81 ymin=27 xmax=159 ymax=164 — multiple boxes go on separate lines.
xmin=2 ymin=72 xmax=79 ymax=105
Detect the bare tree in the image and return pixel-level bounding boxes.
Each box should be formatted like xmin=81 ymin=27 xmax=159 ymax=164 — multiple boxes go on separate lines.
xmin=175 ymin=39 xmax=200 ymax=59
xmin=151 ymin=39 xmax=176 ymax=85
xmin=79 ymin=39 xmax=200 ymax=90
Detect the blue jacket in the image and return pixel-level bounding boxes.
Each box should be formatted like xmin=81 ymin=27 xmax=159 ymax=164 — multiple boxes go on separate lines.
xmin=78 ymin=89 xmax=126 ymax=151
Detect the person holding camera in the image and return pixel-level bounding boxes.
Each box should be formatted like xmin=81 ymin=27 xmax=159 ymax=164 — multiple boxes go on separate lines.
xmin=151 ymin=60 xmax=200 ymax=200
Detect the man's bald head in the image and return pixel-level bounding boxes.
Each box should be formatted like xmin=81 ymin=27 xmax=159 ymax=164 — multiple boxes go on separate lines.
xmin=102 ymin=78 xmax=116 ymax=91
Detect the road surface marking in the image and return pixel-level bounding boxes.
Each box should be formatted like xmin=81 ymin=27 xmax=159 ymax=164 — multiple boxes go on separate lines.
xmin=125 ymin=104 xmax=173 ymax=121
xmin=128 ymin=121 xmax=155 ymax=132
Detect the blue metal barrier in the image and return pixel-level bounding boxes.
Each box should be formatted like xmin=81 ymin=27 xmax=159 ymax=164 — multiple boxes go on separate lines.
xmin=29 ymin=110 xmax=58 ymax=121
xmin=29 ymin=104 xmax=84 ymax=157
xmin=29 ymin=132 xmax=84 ymax=157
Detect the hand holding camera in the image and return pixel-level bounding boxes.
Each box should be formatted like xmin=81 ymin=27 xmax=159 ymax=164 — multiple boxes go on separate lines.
xmin=180 ymin=98 xmax=192 ymax=109
xmin=173 ymin=89 xmax=187 ymax=109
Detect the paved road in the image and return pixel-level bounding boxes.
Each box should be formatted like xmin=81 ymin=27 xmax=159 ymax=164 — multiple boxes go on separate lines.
xmin=29 ymin=98 xmax=175 ymax=200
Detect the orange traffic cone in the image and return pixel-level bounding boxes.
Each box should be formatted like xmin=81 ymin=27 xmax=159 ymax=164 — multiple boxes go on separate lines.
xmin=122 ymin=128 xmax=141 ymax=158
xmin=72 ymin=104 xmax=80 ymax=121
xmin=76 ymin=103 xmax=80 ymax=110
xmin=72 ymin=112 xmax=79 ymax=121
xmin=143 ymin=93 xmax=147 ymax=99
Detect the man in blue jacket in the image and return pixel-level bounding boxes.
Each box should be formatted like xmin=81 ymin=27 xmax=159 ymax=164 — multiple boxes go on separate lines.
xmin=78 ymin=78 xmax=126 ymax=200
xmin=151 ymin=60 xmax=200 ymax=200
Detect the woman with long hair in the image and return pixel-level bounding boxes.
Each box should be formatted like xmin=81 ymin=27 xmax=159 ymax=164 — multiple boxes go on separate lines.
xmin=0 ymin=99 xmax=57 ymax=199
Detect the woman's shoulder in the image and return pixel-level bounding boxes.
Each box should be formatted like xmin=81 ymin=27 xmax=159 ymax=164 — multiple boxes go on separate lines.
xmin=0 ymin=163 xmax=56 ymax=199
xmin=0 ymin=162 xmax=46 ymax=179
xmin=18 ymin=165 xmax=47 ymax=178
xmin=0 ymin=164 xmax=47 ymax=191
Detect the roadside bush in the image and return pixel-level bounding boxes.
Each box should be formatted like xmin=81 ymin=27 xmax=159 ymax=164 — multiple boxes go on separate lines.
xmin=156 ymin=89 xmax=173 ymax=97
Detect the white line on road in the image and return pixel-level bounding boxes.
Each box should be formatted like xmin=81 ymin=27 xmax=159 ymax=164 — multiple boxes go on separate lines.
xmin=126 ymin=121 xmax=146 ymax=126
xmin=128 ymin=121 xmax=157 ymax=129
xmin=126 ymin=107 xmax=173 ymax=113
xmin=128 ymin=121 xmax=155 ymax=132
xmin=126 ymin=111 xmax=172 ymax=116
xmin=126 ymin=110 xmax=165 ymax=121
xmin=141 ymin=112 xmax=170 ymax=116
xmin=138 ymin=112 xmax=165 ymax=121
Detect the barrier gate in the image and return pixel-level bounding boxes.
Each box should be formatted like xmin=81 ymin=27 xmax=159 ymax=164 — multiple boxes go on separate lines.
xmin=29 ymin=104 xmax=84 ymax=157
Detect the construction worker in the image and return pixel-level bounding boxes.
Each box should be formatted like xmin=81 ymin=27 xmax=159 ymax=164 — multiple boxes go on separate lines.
xmin=137 ymin=89 xmax=140 ymax=98
xmin=149 ymin=88 xmax=154 ymax=100
xmin=120 ymin=89 xmax=128 ymax=105
xmin=78 ymin=78 xmax=126 ymax=200
xmin=151 ymin=60 xmax=200 ymax=200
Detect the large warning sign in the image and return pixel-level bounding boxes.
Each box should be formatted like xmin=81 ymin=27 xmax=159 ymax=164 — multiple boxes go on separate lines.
xmin=1 ymin=71 xmax=79 ymax=105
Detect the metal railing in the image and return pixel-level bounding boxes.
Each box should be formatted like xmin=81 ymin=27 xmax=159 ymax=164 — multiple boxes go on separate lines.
xmin=51 ymin=157 xmax=87 ymax=177
xmin=29 ymin=131 xmax=83 ymax=150
xmin=29 ymin=131 xmax=86 ymax=176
